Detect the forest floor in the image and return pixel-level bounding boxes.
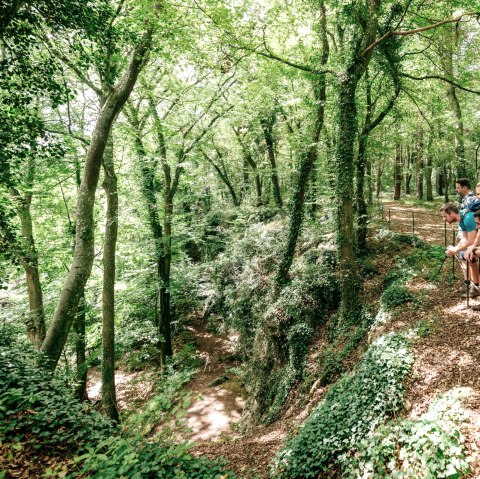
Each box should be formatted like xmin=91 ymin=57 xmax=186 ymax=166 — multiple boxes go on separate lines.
xmin=86 ymin=201 xmax=480 ymax=478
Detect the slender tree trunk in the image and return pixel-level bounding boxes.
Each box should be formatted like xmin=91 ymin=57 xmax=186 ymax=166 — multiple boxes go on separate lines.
xmin=307 ymin=161 xmax=318 ymax=218
xmin=10 ymin=162 xmax=46 ymax=349
xmin=405 ymin=145 xmax=412 ymax=195
xmin=147 ymin=97 xmax=175 ymax=368
xmin=416 ymin=129 xmax=424 ymax=200
xmin=40 ymin=29 xmax=155 ymax=370
xmin=73 ymin=292 xmax=88 ymax=401
xmin=425 ymin=135 xmax=433 ymax=201
xmin=241 ymin=157 xmax=249 ymax=200
xmin=356 ymin=58 xmax=399 ymax=253
xmin=261 ymin=113 xmax=283 ymax=208
xmin=71 ymin=156 xmax=88 ymax=401
xmin=234 ymin=128 xmax=263 ymax=207
xmin=444 ymin=164 xmax=450 ymax=202
xmin=442 ymin=24 xmax=466 ymax=178
xmin=393 ymin=144 xmax=402 ymax=200
xmin=376 ymin=163 xmax=382 ymax=198
xmin=101 ymin=136 xmax=119 ymax=422
xmin=202 ymin=150 xmax=240 ymax=207
xmin=274 ymin=1 xmax=328 ymax=292
xmin=437 ymin=169 xmax=444 ymax=196
xmin=366 ymin=159 xmax=373 ymax=205
xmin=159 ymin=189 xmax=174 ymax=367
xmin=447 ymin=86 xmax=466 ymax=178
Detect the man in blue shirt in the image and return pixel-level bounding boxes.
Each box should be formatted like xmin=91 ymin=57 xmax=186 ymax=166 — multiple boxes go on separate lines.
xmin=441 ymin=203 xmax=479 ymax=297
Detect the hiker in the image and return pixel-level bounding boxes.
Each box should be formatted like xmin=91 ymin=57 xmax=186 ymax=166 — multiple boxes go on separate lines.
xmin=441 ymin=203 xmax=479 ymax=298
xmin=456 ymin=178 xmax=477 ymax=211
xmin=204 ymin=352 xmax=212 ymax=372
xmin=465 ymin=183 xmax=480 ymax=262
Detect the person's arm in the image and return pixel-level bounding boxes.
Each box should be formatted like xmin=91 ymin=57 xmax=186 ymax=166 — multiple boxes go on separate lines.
xmin=465 ymin=230 xmax=480 ymax=260
xmin=446 ymin=229 xmax=476 ymax=256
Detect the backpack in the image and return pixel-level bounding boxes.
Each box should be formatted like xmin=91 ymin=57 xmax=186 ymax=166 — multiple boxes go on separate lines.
xmin=460 ymin=194 xmax=480 ymax=215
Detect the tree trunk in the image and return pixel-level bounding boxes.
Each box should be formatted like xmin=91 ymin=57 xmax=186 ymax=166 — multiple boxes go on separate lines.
xmin=307 ymin=161 xmax=318 ymax=218
xmin=356 ymin=55 xmax=399 ymax=253
xmin=366 ymin=159 xmax=373 ymax=205
xmin=260 ymin=113 xmax=283 ymax=208
xmin=444 ymin=163 xmax=450 ymax=202
xmin=234 ymin=128 xmax=263 ymax=207
xmin=101 ymin=136 xmax=119 ymax=422
xmin=10 ymin=159 xmax=46 ymax=349
xmin=40 ymin=29 xmax=155 ymax=370
xmin=335 ymin=77 xmax=362 ymax=324
xmin=442 ymin=24 xmax=466 ymax=178
xmin=73 ymin=292 xmax=88 ymax=401
xmin=393 ymin=144 xmax=402 ymax=200
xmin=202 ymin=149 xmax=240 ymax=207
xmin=425 ymin=135 xmax=433 ymax=201
xmin=405 ymin=145 xmax=412 ymax=195
xmin=437 ymin=168 xmax=444 ymax=196
xmin=159 ymin=190 xmax=174 ymax=367
xmin=376 ymin=162 xmax=382 ymax=199
xmin=416 ymin=129 xmax=424 ymax=200
xmin=274 ymin=1 xmax=328 ymax=292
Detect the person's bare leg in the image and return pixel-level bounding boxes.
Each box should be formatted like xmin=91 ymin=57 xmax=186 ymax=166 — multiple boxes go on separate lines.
xmin=471 ymin=261 xmax=479 ymax=286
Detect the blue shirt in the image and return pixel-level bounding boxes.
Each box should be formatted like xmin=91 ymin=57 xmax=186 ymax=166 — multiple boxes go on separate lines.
xmin=459 ymin=211 xmax=476 ymax=233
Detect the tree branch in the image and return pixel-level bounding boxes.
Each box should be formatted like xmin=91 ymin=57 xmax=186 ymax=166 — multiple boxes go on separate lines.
xmin=400 ymin=72 xmax=480 ymax=95
xmin=362 ymin=11 xmax=479 ymax=57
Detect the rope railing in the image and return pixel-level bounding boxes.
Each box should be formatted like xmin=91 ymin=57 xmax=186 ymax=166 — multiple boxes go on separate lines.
xmin=378 ymin=205 xmax=454 ymax=247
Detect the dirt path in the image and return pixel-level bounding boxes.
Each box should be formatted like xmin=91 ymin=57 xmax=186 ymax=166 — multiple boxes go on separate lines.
xmin=181 ymin=320 xmax=245 ymax=442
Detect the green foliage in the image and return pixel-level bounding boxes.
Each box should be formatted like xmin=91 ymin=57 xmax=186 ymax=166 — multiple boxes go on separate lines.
xmin=288 ymin=323 xmax=313 ymax=380
xmin=250 ymin=251 xmax=340 ymax=424
xmin=263 ymin=367 xmax=296 ymax=425
xmin=272 ymin=333 xmax=413 ymax=478
xmin=0 ymin=344 xmax=238 ymax=478
xmin=342 ymin=389 xmax=471 ymax=478
xmin=123 ymin=344 xmax=200 ymax=437
xmin=0 ymin=346 xmax=115 ymax=452
xmin=381 ymin=283 xmax=416 ymax=310
xmin=73 ymin=436 xmax=237 ymax=479
xmin=117 ymin=318 xmax=161 ymax=370
xmin=392 ymin=234 xmax=427 ymax=248
xmin=384 ymin=240 xmax=445 ymax=287
xmin=317 ymin=322 xmax=369 ymax=386
xmin=360 ymin=259 xmax=380 ymax=278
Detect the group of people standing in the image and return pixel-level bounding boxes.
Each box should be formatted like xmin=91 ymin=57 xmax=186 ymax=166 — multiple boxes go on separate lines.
xmin=441 ymin=178 xmax=480 ymax=310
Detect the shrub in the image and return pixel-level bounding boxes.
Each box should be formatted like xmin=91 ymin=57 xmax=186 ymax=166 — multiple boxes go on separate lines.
xmin=0 ymin=346 xmax=239 ymax=478
xmin=0 ymin=346 xmax=115 ymax=453
xmin=272 ymin=333 xmax=412 ymax=478
xmin=288 ymin=323 xmax=313 ymax=380
xmin=73 ymin=437 xmax=238 ymax=479
xmin=341 ymin=389 xmax=471 ymax=478
xmin=381 ymin=283 xmax=416 ymax=310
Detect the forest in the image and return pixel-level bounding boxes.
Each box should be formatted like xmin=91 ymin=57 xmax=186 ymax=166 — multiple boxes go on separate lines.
xmin=1 ymin=0 xmax=480 ymax=477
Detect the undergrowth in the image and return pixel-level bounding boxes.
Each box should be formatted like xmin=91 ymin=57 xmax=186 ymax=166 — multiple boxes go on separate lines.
xmin=0 ymin=344 xmax=238 ymax=479
xmin=272 ymin=333 xmax=413 ymax=478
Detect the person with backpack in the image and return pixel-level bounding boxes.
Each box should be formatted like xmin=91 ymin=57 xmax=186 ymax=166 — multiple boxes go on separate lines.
xmin=455 ymin=178 xmax=479 ymax=212
xmin=465 ymin=182 xmax=480 ymax=262
xmin=441 ymin=202 xmax=479 ymax=298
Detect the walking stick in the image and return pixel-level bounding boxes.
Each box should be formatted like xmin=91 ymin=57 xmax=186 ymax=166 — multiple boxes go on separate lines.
xmin=435 ymin=256 xmax=448 ymax=279
xmin=467 ymin=258 xmax=470 ymax=309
